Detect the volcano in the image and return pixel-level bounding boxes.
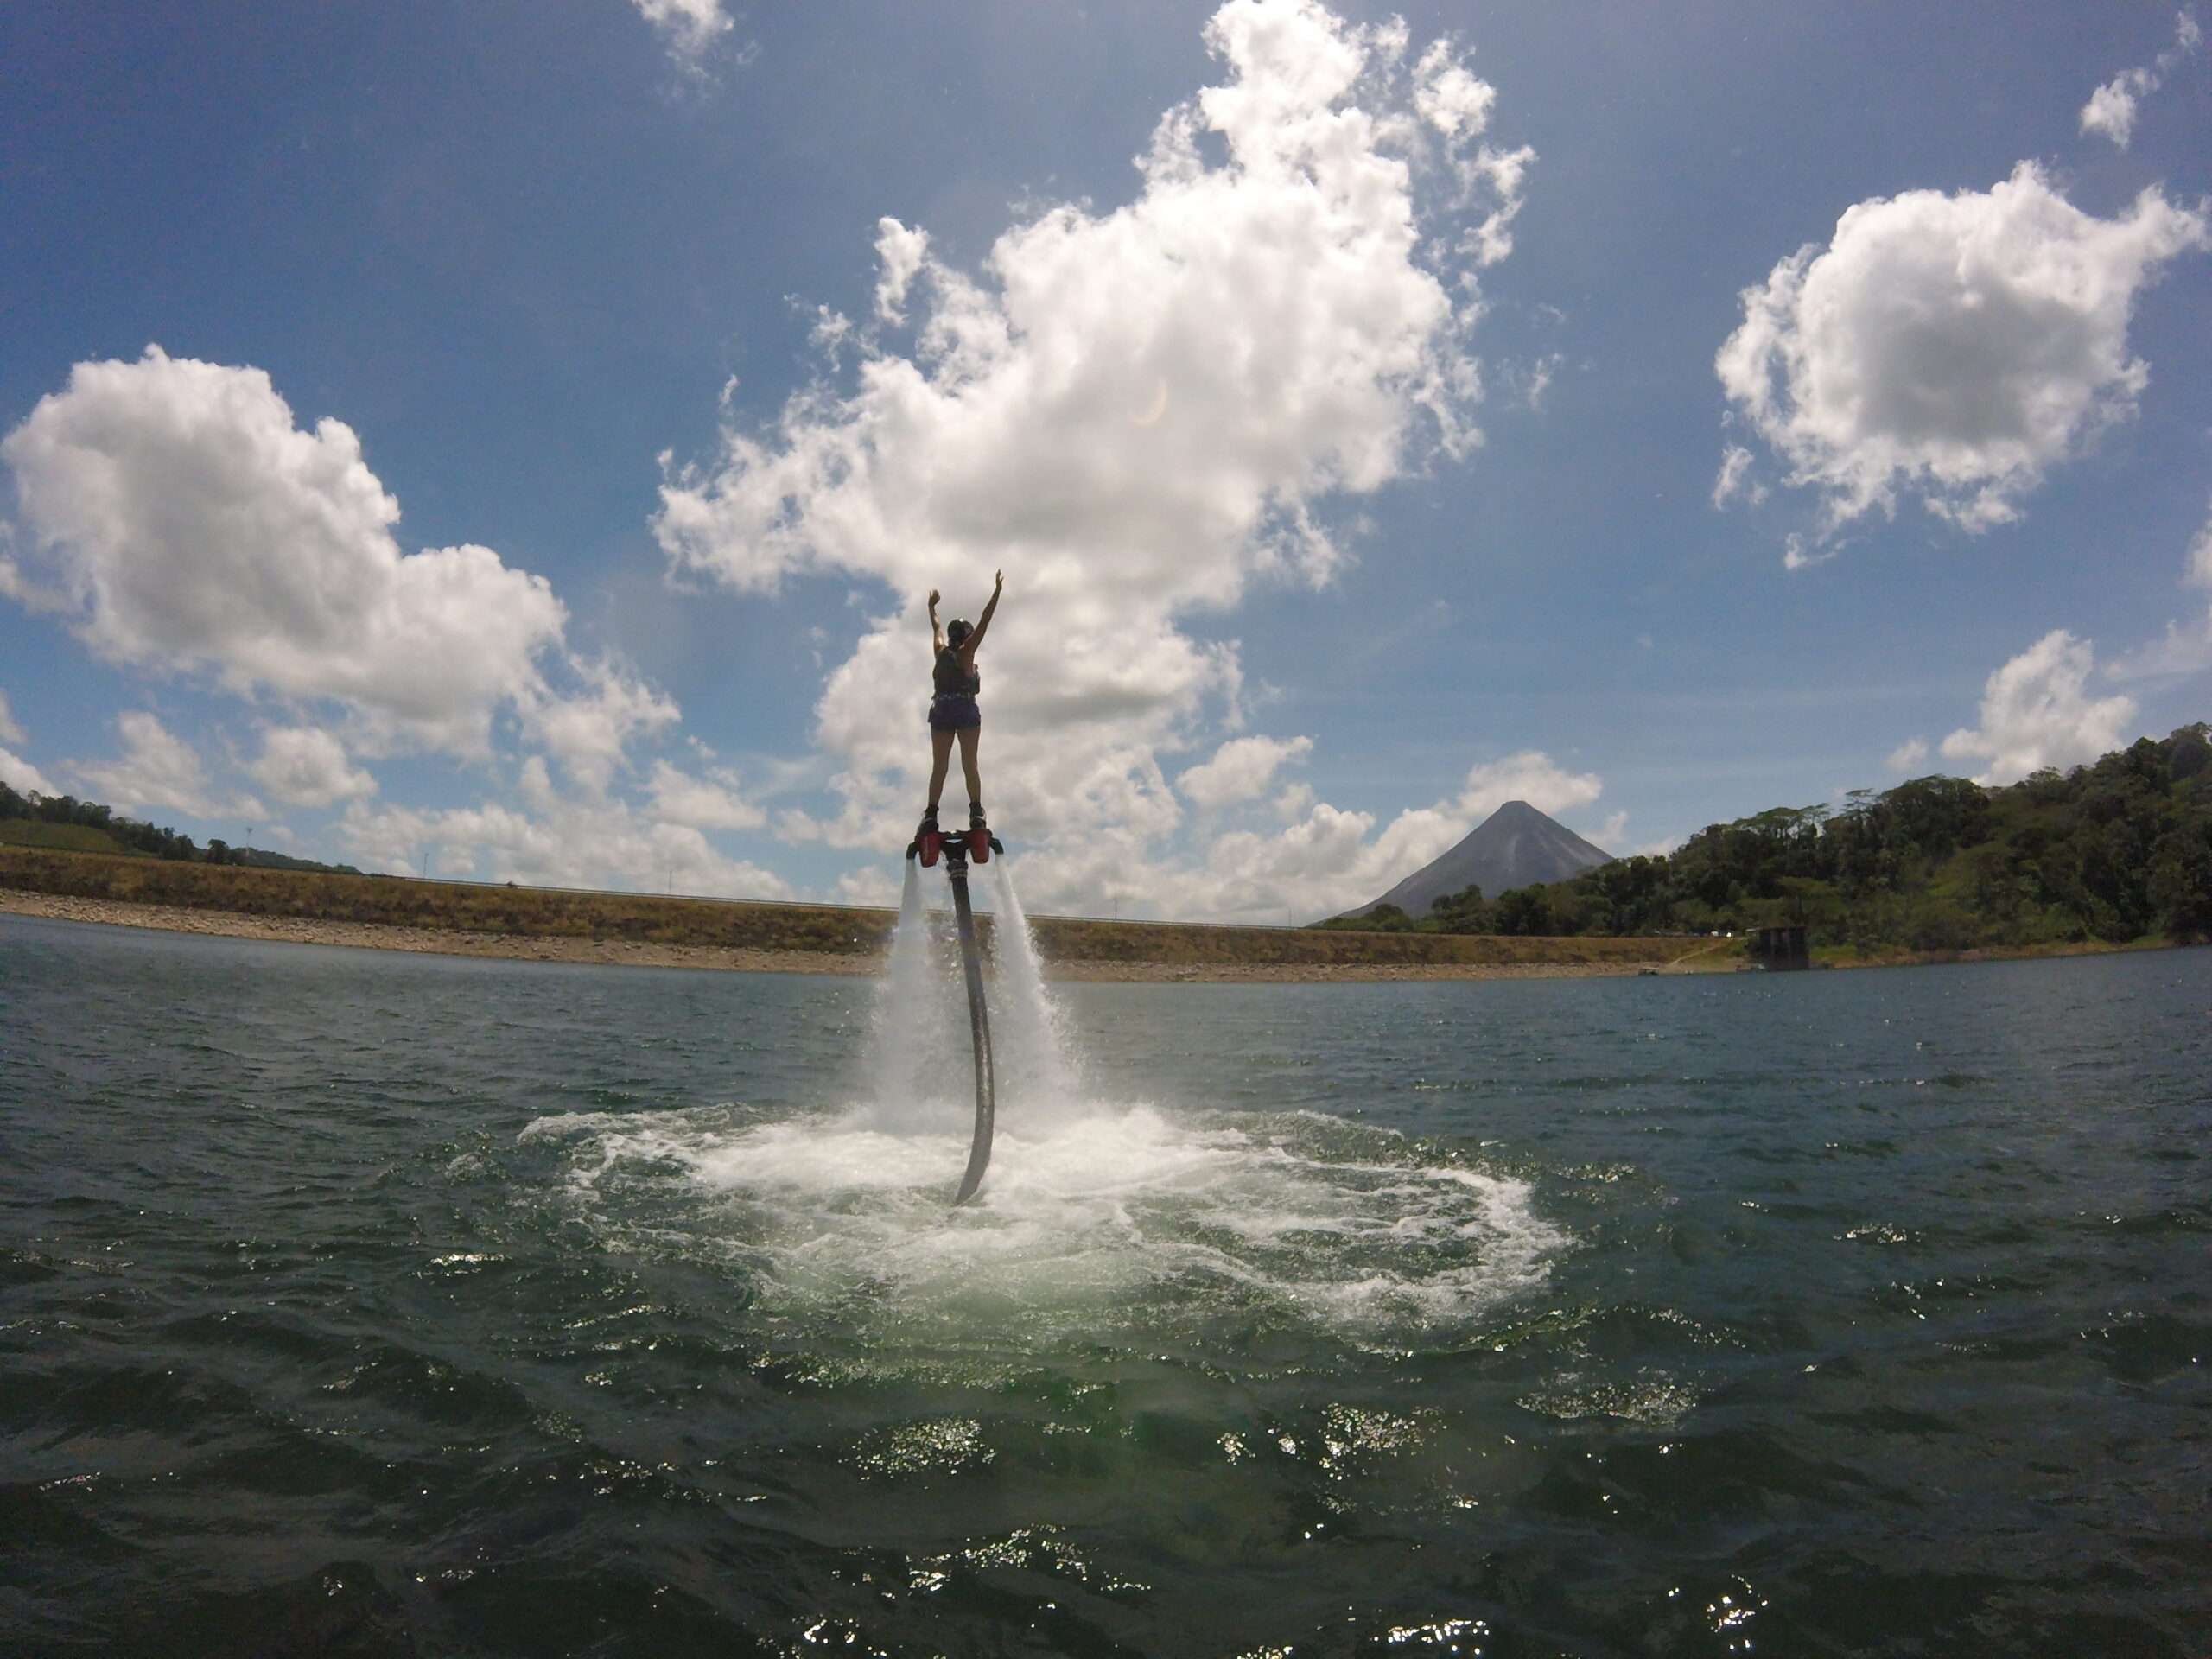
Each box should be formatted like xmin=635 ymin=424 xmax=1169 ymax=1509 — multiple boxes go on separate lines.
xmin=1343 ymin=799 xmax=1612 ymax=920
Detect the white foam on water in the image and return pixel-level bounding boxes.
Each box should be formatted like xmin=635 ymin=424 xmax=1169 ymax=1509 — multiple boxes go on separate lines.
xmin=522 ymin=1098 xmax=1568 ymax=1356
xmin=520 ymin=860 xmax=1567 ymax=1362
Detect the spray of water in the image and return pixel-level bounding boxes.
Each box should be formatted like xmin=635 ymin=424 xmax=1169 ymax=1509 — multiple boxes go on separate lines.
xmin=521 ymin=855 xmax=1567 ymax=1360
xmin=986 ymin=860 xmax=1077 ymax=1115
xmin=868 ymin=857 xmax=1077 ymax=1139
xmin=868 ymin=861 xmax=942 ymax=1125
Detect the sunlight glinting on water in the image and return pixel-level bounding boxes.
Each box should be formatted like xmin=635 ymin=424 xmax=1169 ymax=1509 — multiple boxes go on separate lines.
xmin=10 ymin=913 xmax=2209 ymax=1656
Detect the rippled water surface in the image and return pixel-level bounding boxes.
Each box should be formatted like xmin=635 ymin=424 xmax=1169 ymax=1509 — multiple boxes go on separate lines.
xmin=3 ymin=912 xmax=2208 ymax=1657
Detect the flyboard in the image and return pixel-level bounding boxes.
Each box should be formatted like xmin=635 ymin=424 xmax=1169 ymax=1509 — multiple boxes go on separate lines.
xmin=906 ymin=817 xmax=1005 ymax=1205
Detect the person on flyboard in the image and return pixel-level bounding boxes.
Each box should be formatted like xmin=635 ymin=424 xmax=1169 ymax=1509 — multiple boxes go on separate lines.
xmin=912 ymin=575 xmax=1007 ymax=1205
xmin=917 ymin=571 xmax=1002 ymax=864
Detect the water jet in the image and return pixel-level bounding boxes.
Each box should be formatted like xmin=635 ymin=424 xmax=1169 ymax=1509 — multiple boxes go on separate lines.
xmin=908 ymin=819 xmax=1004 ymax=1204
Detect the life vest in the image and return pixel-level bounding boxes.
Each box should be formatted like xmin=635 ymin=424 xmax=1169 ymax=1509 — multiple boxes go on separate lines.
xmin=934 ymin=645 xmax=979 ymax=698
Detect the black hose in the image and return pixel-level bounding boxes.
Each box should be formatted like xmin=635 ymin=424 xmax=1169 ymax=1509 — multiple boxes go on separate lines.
xmin=946 ymin=852 xmax=995 ymax=1205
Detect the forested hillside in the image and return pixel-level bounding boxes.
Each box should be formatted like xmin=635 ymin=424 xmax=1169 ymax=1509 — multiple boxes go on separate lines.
xmin=0 ymin=782 xmax=359 ymax=874
xmin=1326 ymin=725 xmax=2212 ymax=950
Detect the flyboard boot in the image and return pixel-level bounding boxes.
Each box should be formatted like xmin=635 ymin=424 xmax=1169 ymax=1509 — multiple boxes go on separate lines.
xmin=966 ymin=801 xmax=1001 ymax=863
xmin=909 ymin=804 xmax=944 ymax=868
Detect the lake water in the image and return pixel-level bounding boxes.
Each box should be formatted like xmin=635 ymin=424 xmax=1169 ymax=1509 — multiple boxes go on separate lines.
xmin=2 ymin=910 xmax=2207 ymax=1657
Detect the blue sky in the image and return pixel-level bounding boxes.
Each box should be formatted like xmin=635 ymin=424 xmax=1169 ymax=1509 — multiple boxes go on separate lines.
xmin=3 ymin=0 xmax=2207 ymax=920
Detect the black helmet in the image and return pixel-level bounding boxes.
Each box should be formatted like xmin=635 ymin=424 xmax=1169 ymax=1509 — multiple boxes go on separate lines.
xmin=946 ymin=618 xmax=973 ymax=645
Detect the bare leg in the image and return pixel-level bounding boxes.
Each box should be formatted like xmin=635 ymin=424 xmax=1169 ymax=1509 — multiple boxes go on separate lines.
xmin=927 ymin=728 xmax=956 ymax=811
xmin=957 ymin=726 xmax=983 ymax=814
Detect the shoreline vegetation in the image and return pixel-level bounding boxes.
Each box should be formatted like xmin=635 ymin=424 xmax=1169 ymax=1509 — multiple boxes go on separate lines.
xmin=0 ymin=849 xmax=1692 ymax=980
xmin=3 ymin=723 xmax=2203 ymax=981
xmin=1319 ymin=724 xmax=2212 ymax=957
xmin=0 ymin=847 xmax=2181 ymax=982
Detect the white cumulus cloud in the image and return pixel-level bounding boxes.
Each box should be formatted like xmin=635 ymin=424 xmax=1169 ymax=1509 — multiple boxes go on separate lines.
xmin=2106 ymin=511 xmax=2212 ymax=685
xmin=632 ymin=0 xmax=737 ymax=70
xmin=1178 ymin=734 xmax=1313 ymax=811
xmin=2111 ymin=614 xmax=2212 ymax=683
xmin=656 ymin=0 xmax=1529 ymax=914
xmin=2083 ymin=70 xmax=2158 ymax=149
xmin=0 ymin=747 xmax=52 ymax=797
xmin=1004 ymin=748 xmax=1601 ymax=924
xmin=2105 ymin=500 xmax=2212 ymax=683
xmin=1716 ymin=163 xmax=2207 ymax=535
xmin=2080 ymin=11 xmax=2201 ymax=148
xmin=3 ymin=348 xmax=575 ymax=758
xmin=249 ymin=725 xmax=377 ymax=810
xmin=337 ymin=757 xmax=789 ymax=898
xmin=1940 ymin=630 xmax=2138 ymax=785
xmin=67 ymin=711 xmax=263 ymax=820
xmin=0 ymin=350 xmax=758 ymax=891
xmin=1133 ymin=798 xmax=1446 ymax=924
xmin=529 ymin=658 xmax=681 ymax=792
xmin=646 ymin=757 xmax=766 ymax=831
xmin=1711 ymin=442 xmax=1764 ymax=508
xmin=1886 ymin=736 xmax=1929 ymax=774
xmin=1452 ymin=749 xmax=1602 ymax=819
xmin=3 ymin=347 xmax=688 ymax=798
xmin=0 ymin=691 xmax=54 ymax=795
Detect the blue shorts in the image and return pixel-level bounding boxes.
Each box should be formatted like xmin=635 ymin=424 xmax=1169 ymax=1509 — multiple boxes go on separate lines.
xmin=928 ymin=696 xmax=980 ymax=732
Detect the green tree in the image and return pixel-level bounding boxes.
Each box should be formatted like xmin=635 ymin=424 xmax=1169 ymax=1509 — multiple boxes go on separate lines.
xmin=1493 ymin=886 xmax=1553 ymax=936
xmin=1427 ymin=884 xmax=1493 ymax=934
xmin=1580 ymin=855 xmax=1670 ymax=933
xmin=2149 ymin=807 xmax=2212 ymax=941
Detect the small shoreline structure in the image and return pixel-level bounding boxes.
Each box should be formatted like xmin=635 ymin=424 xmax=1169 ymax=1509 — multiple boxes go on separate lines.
xmin=0 ymin=847 xmax=2177 ymax=982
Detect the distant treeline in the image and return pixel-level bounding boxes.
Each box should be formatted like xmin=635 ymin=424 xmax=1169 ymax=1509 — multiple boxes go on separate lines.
xmin=1323 ymin=724 xmax=2212 ymax=950
xmin=0 ymin=781 xmax=360 ymax=874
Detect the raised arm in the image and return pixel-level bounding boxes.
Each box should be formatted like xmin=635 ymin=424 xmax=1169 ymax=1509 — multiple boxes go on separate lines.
xmin=962 ymin=571 xmax=1005 ymax=660
xmin=927 ymin=588 xmax=945 ymax=654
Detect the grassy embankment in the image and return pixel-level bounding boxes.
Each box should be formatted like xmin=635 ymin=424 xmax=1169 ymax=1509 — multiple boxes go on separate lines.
xmin=0 ymin=845 xmax=1704 ymax=970
xmin=1799 ymin=936 xmax=2167 ymax=970
xmin=0 ymin=820 xmax=143 ymax=855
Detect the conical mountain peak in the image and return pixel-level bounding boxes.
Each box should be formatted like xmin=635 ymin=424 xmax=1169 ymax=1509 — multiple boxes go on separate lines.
xmin=1342 ymin=799 xmax=1611 ymax=919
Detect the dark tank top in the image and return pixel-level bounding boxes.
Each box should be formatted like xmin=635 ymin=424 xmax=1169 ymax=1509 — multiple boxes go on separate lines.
xmin=933 ymin=645 xmax=979 ymax=698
